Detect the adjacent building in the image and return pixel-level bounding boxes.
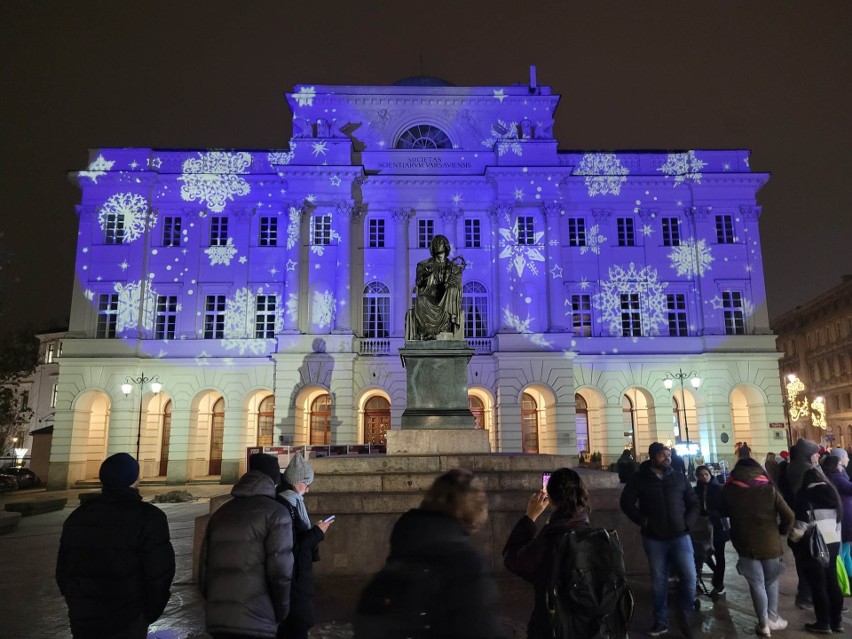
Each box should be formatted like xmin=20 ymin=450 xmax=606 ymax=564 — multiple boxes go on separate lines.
xmin=48 ymin=75 xmax=785 ymax=488
xmin=772 ymin=276 xmax=852 ymax=448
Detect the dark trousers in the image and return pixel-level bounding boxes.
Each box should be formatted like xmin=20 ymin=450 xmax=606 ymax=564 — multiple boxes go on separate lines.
xmin=277 ymin=611 xmax=311 ymax=639
xmin=794 ymin=543 xmax=814 ymax=603
xmin=704 ymin=537 xmax=728 ymax=589
xmin=799 ymin=543 xmax=843 ymax=628
xmin=73 ymin=614 xmax=148 ymax=639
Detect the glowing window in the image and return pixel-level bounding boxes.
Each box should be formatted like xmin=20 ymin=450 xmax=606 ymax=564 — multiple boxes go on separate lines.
xmin=155 ymin=295 xmax=178 ymax=340
xmin=462 ymin=281 xmax=489 ymax=338
xmin=310 ymin=394 xmax=331 ymax=445
xmin=96 ymin=293 xmax=118 ymax=338
xmin=418 ymin=219 xmax=434 ymax=248
xmin=255 ymin=295 xmax=277 ymax=338
xmin=364 ymin=396 xmax=391 ymax=444
xmin=46 ymin=343 xmax=56 ymax=364
xmin=363 ymin=282 xmax=390 ymax=338
xmin=464 ymin=219 xmax=481 ymax=248
xmin=571 ymin=294 xmax=592 ymax=337
xmin=50 ymin=384 xmax=58 ymax=408
xmin=257 ymin=396 xmax=274 ymax=447
xmin=716 ymin=215 xmax=735 ymax=244
xmin=516 ymin=217 xmax=535 ymax=245
xmin=576 ymin=394 xmax=589 ymax=454
xmin=395 ymin=125 xmax=452 ymax=150
xmin=666 ymin=293 xmax=688 ymax=336
xmin=722 ymin=290 xmax=746 ymax=335
xmin=521 ymin=392 xmax=539 ymax=454
xmin=469 ymin=395 xmax=486 ymax=430
xmin=369 ymin=218 xmax=385 ymax=248
xmin=313 ymin=215 xmax=332 ymax=245
xmin=259 ymin=217 xmax=278 ymax=247
xmin=204 ymin=295 xmax=226 ymax=339
xmin=162 ymin=216 xmax=181 ymax=247
xmin=620 ymin=293 xmax=641 ymax=337
xmin=568 ymin=218 xmax=586 ymax=247
xmin=662 ymin=217 xmax=680 ymax=247
xmin=210 ymin=217 xmax=228 ymax=246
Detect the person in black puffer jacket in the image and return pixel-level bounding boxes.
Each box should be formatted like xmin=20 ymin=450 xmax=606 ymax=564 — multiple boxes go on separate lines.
xmin=693 ymin=465 xmax=730 ymax=596
xmin=56 ymin=453 xmax=175 ymax=639
xmin=503 ymin=467 xmax=593 ymax=638
xmin=620 ymin=442 xmax=699 ymax=637
xmin=200 ymin=456 xmax=294 ymax=639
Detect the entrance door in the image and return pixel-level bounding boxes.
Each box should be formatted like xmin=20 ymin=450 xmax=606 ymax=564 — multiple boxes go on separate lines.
xmin=364 ymin=396 xmax=391 ymax=444
xmin=521 ymin=392 xmax=539 ymax=453
xmin=469 ymin=395 xmax=485 ymax=430
xmin=159 ymin=400 xmax=172 ymax=477
xmin=257 ymin=395 xmax=274 ymax=446
xmin=310 ymin=394 xmax=331 ymax=445
xmin=209 ymin=397 xmax=225 ymax=475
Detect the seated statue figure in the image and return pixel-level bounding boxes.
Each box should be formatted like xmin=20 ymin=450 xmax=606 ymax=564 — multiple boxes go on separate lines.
xmin=407 ymin=235 xmax=465 ymax=340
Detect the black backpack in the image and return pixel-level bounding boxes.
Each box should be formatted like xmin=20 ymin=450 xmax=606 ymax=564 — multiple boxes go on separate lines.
xmin=353 ymin=556 xmax=445 ymax=639
xmin=546 ymin=527 xmax=634 ymax=639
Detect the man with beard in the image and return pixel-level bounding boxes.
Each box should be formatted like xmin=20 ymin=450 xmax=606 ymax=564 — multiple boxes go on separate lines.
xmin=621 ymin=442 xmax=699 ymax=637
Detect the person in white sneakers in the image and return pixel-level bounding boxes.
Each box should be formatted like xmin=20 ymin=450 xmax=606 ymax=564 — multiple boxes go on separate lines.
xmin=721 ymin=458 xmax=795 ymax=637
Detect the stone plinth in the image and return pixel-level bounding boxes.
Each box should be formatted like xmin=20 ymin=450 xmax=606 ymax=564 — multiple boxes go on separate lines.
xmin=386 ymin=428 xmax=490 ymax=455
xmin=399 ymin=339 xmax=475 ymax=430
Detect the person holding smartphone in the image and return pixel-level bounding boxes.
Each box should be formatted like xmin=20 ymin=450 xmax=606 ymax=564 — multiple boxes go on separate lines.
xmin=275 ymin=452 xmax=334 ymax=639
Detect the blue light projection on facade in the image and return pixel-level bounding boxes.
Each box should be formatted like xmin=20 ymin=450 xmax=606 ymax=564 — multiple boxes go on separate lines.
xmin=50 ymin=76 xmax=785 ymax=489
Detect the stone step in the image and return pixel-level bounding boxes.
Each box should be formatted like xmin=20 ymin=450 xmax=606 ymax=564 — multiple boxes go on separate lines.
xmin=310 ymin=453 xmax=581 ymax=475
xmin=4 ymin=498 xmax=68 ymax=517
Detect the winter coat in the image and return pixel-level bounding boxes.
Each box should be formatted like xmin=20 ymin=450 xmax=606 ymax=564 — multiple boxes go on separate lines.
xmin=200 ymin=471 xmax=294 ymax=639
xmin=790 ymin=480 xmax=842 ymax=546
xmin=616 ymin=457 xmax=639 ymax=484
xmin=827 ymin=469 xmax=852 ymax=542
xmin=56 ymin=487 xmax=175 ymax=639
xmin=720 ymin=464 xmax=794 ymax=559
xmin=503 ymin=510 xmax=590 ymax=639
xmin=277 ymin=491 xmax=325 ymax=629
xmin=694 ymin=477 xmax=730 ymax=544
xmin=620 ymin=459 xmax=699 ymax=540
xmin=385 ymin=508 xmax=503 ymax=639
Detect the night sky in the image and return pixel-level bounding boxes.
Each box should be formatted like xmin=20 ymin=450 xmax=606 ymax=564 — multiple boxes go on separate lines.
xmin=1 ymin=1 xmax=849 ymax=337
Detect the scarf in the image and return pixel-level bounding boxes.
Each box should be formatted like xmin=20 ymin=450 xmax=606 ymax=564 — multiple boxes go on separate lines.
xmin=280 ymin=489 xmax=311 ymax=528
xmin=726 ymin=474 xmax=769 ymax=488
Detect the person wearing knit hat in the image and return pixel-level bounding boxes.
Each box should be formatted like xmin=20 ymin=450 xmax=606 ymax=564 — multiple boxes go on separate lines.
xmin=276 ymin=451 xmax=332 ymax=639
xmin=57 ymin=453 xmax=175 ymax=638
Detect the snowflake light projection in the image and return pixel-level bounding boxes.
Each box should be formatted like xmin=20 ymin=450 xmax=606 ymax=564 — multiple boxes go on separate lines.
xmin=657 ymin=151 xmax=707 ymax=186
xmin=286 ymin=206 xmax=302 ymax=249
xmin=482 ymin=120 xmax=523 ymax=156
xmin=79 ymin=154 xmax=115 ymax=183
xmin=268 ymin=146 xmax=296 ymax=165
xmin=114 ymin=280 xmax=158 ymax=333
xmin=286 ymin=293 xmax=299 ymax=321
xmin=294 ymin=86 xmax=316 ymax=107
xmin=580 ymin=224 xmax=607 ymax=255
xmin=179 ymin=152 xmax=252 ymax=213
xmin=204 ymin=238 xmax=238 ymax=266
xmin=503 ymin=308 xmax=551 ymax=348
xmin=575 ymin=154 xmax=629 ymax=197
xmin=668 ymin=239 xmax=714 ymax=277
xmin=594 ymin=263 xmax=669 ymax=336
xmin=98 ymin=193 xmax=156 ymax=243
xmin=498 ymin=215 xmax=545 ymax=277
xmin=313 ymin=290 xmax=336 ymax=328
xmin=220 ymin=287 xmax=281 ymax=355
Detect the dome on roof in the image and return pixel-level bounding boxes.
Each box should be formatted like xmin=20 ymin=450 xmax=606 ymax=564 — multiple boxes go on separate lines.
xmin=393 ymin=75 xmax=455 ymax=87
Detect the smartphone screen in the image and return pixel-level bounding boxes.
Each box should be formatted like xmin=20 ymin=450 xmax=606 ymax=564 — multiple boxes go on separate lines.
xmin=541 ymin=472 xmax=551 ymax=491
xmin=323 ymin=515 xmax=335 ymax=523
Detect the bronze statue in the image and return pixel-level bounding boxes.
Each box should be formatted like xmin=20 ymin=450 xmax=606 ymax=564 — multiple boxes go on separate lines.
xmin=406 ymin=235 xmax=465 ymax=340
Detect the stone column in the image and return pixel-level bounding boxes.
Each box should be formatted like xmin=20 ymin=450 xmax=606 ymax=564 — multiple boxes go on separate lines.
xmin=333 ymin=201 xmax=356 ymax=333
xmin=166 ymin=405 xmax=193 ymax=485
xmin=542 ymin=202 xmax=566 ymax=332
xmin=489 ymin=203 xmax=512 ymax=331
xmin=392 ymin=208 xmax=414 ymax=337
xmin=220 ymin=403 xmax=248 ymax=485
xmin=282 ymin=203 xmax=304 ymax=333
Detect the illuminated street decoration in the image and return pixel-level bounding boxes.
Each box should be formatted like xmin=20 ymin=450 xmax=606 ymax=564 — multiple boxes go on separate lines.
xmin=786 ymin=374 xmax=809 ymax=422
xmin=811 ymin=396 xmax=827 ymax=430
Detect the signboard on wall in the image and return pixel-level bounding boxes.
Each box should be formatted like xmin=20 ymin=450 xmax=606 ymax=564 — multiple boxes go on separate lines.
xmin=769 ymin=423 xmax=786 ymax=429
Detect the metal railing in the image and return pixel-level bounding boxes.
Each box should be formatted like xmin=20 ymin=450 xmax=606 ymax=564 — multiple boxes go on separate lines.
xmin=467 ymin=337 xmax=494 ymax=354
xmin=358 ymin=338 xmax=392 ymax=355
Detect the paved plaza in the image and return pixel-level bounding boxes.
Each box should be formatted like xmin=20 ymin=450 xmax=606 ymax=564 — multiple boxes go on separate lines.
xmin=0 ymin=485 xmax=849 ymax=638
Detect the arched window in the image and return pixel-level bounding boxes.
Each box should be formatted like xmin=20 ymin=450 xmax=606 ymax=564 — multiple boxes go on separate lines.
xmin=622 ymin=393 xmax=638 ymax=454
xmin=310 ymin=394 xmax=331 ymax=445
xmin=469 ymin=395 xmax=485 ymax=430
xmin=462 ymin=281 xmax=489 ymax=338
xmin=209 ymin=397 xmax=225 ymax=475
xmin=364 ymin=396 xmax=391 ymax=444
xmin=575 ymin=394 xmax=589 ymax=455
xmin=159 ymin=400 xmax=172 ymax=477
xmin=672 ymin=397 xmax=682 ymax=443
xmin=257 ymin=395 xmax=275 ymax=446
xmin=521 ymin=392 xmax=539 ymax=453
xmin=363 ymin=282 xmax=390 ymax=338
xmin=395 ymin=125 xmax=452 ymax=149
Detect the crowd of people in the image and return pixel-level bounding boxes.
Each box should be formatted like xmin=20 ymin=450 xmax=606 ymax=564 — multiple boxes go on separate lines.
xmin=53 ymin=437 xmax=851 ymax=639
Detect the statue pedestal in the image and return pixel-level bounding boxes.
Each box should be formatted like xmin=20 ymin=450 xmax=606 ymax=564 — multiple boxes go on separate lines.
xmin=386 ymin=428 xmax=490 ymax=454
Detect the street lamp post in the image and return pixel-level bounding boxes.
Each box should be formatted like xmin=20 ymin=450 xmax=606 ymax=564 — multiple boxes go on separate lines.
xmin=121 ymin=373 xmax=161 ymax=461
xmin=663 ymin=368 xmax=701 ymax=481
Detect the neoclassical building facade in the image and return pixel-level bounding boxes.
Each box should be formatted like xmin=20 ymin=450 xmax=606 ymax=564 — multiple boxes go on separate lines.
xmin=48 ymin=77 xmax=785 ymax=488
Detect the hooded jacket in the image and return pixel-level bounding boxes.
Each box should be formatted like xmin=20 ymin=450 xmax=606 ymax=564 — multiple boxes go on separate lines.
xmin=619 ymin=459 xmax=699 ymax=540
xmin=200 ymin=471 xmax=294 ymax=639
xmin=721 ymin=463 xmax=794 ymax=559
xmin=790 ymin=479 xmax=842 ymax=546
xmin=827 ymin=469 xmax=852 ymax=542
xmin=56 ymin=486 xmax=175 ymax=638
xmin=784 ymin=438 xmax=820 ymax=499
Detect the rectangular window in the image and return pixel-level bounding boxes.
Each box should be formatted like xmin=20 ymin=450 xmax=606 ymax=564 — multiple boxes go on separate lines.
xmin=259 ymin=217 xmax=278 ymax=247
xmin=617 ymin=217 xmax=635 ymax=247
xmin=715 ymin=214 xmax=735 ymax=244
xmin=50 ymin=384 xmax=58 ymax=408
xmin=662 ymin=217 xmax=681 ymax=247
xmin=363 ymin=291 xmax=390 ymax=338
xmin=20 ymin=391 xmax=29 ymax=412
xmin=210 ymin=216 xmax=229 ymax=246
xmin=162 ymin=216 xmax=182 ymax=247
xmin=313 ymin=215 xmax=332 ymax=245
xmin=204 ymin=295 xmax=226 ymax=339
xmin=571 ymin=294 xmax=592 ymax=337
xmin=722 ymin=290 xmax=746 ymax=335
xmin=369 ymin=218 xmax=386 ymax=248
xmin=844 ymin=392 xmax=851 ymax=409
xmin=255 ymin=295 xmax=277 ymax=338
xmin=46 ymin=343 xmax=56 ymax=364
xmin=462 ymin=290 xmax=489 ymax=338
xmin=666 ymin=293 xmax=688 ymax=336
xmin=154 ymin=295 xmax=178 ymax=340
xmin=568 ymin=218 xmax=586 ymax=247
xmin=464 ymin=219 xmax=481 ymax=248
xmin=104 ymin=212 xmax=125 ymax=244
xmin=620 ymin=293 xmax=641 ymax=336
xmin=418 ymin=219 xmax=434 ymax=248
xmin=96 ymin=293 xmax=118 ymax=338
xmin=516 ymin=216 xmax=535 ymax=245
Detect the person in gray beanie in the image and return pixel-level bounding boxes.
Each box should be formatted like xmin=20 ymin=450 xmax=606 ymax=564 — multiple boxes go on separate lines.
xmin=57 ymin=453 xmax=175 ymax=638
xmin=276 ymin=451 xmax=334 ymax=639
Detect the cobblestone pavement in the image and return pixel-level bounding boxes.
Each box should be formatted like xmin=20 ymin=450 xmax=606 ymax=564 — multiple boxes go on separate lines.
xmin=1 ymin=486 xmax=850 ymax=638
